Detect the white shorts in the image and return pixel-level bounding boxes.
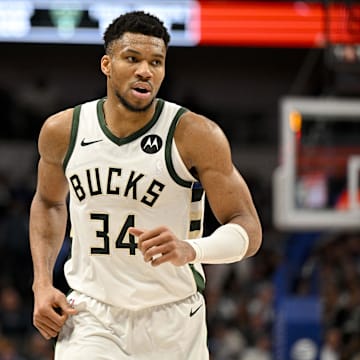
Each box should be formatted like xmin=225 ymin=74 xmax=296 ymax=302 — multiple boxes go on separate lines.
xmin=55 ymin=291 xmax=209 ymax=360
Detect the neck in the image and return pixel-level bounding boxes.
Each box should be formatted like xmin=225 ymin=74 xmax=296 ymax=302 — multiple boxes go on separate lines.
xmin=102 ymin=98 xmax=157 ymax=138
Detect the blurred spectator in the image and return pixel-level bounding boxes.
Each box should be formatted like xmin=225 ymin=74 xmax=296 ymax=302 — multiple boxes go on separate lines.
xmin=0 ymin=286 xmax=31 ymax=345
xmin=0 ymin=337 xmax=26 ymax=360
xmin=241 ymin=333 xmax=272 ymax=360
xmin=208 ymin=320 xmax=246 ymax=360
xmin=247 ymin=282 xmax=274 ymax=331
xmin=24 ymin=332 xmax=54 ymax=360
xmin=320 ymin=327 xmax=341 ymax=360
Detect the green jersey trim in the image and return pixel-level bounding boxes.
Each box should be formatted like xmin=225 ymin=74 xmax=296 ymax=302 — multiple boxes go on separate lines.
xmin=97 ymin=98 xmax=165 ymax=145
xmin=165 ymin=107 xmax=192 ymax=188
xmin=189 ymin=264 xmax=205 ymax=293
xmin=63 ymin=105 xmax=81 ymax=171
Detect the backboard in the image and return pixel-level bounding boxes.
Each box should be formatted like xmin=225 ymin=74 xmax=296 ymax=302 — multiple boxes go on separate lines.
xmin=273 ymin=97 xmax=360 ymax=230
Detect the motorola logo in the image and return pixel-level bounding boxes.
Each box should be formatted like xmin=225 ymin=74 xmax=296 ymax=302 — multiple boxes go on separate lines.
xmin=141 ymin=135 xmax=163 ymax=154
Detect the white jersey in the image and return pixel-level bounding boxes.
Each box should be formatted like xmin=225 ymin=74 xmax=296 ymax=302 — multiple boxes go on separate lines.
xmin=63 ymin=98 xmax=206 ymax=310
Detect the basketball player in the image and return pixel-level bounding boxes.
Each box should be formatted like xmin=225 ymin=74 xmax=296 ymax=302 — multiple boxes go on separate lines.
xmin=29 ymin=11 xmax=262 ymax=360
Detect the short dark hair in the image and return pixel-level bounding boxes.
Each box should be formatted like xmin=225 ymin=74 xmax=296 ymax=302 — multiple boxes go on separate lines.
xmin=103 ymin=11 xmax=171 ymax=53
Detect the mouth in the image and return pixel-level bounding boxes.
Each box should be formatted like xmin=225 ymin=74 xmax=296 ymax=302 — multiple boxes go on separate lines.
xmin=132 ymin=82 xmax=152 ymax=96
xmin=134 ymin=87 xmax=150 ymax=94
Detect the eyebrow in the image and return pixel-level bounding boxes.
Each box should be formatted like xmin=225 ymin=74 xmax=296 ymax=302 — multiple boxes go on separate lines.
xmin=123 ymin=48 xmax=165 ymax=59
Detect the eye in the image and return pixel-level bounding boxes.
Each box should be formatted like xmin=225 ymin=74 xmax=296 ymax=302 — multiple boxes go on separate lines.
xmin=127 ymin=56 xmax=138 ymax=63
xmin=151 ymin=59 xmax=162 ymax=67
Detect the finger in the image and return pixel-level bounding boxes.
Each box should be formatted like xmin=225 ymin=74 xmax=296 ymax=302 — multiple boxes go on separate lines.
xmin=54 ymin=296 xmax=78 ymax=317
xmin=34 ymin=309 xmax=63 ymax=330
xmin=143 ymin=248 xmax=161 ymax=262
xmin=35 ymin=318 xmax=61 ymax=339
xmin=151 ymin=252 xmax=173 ymax=266
xmin=58 ymin=303 xmax=78 ymax=317
xmin=39 ymin=325 xmax=58 ymax=339
xmin=129 ymin=226 xmax=168 ymax=241
xmin=140 ymin=236 xmax=165 ymax=255
xmin=35 ymin=308 xmax=66 ymax=329
xmin=34 ymin=320 xmax=52 ymax=340
xmin=38 ymin=328 xmax=52 ymax=340
xmin=143 ymin=243 xmax=168 ymax=262
xmin=129 ymin=227 xmax=157 ymax=253
xmin=128 ymin=227 xmax=145 ymax=237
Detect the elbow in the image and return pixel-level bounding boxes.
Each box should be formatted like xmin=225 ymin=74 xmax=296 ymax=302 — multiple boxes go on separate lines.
xmin=247 ymin=222 xmax=263 ymax=257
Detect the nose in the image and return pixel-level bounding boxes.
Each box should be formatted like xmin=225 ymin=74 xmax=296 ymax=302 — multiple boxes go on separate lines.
xmin=135 ymin=60 xmax=152 ymax=79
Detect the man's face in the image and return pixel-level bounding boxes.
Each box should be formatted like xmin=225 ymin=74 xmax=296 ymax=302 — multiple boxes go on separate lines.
xmin=101 ymin=32 xmax=166 ymax=112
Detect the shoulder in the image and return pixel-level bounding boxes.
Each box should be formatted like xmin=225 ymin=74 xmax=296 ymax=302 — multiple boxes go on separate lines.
xmin=175 ymin=111 xmax=224 ymax=144
xmin=174 ymin=110 xmax=232 ymax=171
xmin=38 ymin=108 xmax=74 ymax=165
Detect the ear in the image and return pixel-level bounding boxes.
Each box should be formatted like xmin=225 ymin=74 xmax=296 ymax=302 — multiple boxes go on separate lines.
xmin=101 ymin=55 xmax=111 ymax=76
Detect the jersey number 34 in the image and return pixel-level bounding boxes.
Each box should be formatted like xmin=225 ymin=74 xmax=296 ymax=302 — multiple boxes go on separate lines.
xmin=90 ymin=213 xmax=137 ymax=255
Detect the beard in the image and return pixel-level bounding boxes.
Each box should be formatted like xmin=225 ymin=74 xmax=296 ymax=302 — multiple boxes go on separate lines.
xmin=115 ymin=91 xmax=154 ymax=113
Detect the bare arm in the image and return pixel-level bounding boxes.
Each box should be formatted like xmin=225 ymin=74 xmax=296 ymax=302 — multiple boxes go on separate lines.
xmin=176 ymin=111 xmax=262 ymax=257
xmin=29 ymin=109 xmax=77 ymax=339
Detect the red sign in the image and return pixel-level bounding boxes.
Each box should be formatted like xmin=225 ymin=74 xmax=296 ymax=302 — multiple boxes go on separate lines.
xmin=199 ymin=1 xmax=360 ymax=47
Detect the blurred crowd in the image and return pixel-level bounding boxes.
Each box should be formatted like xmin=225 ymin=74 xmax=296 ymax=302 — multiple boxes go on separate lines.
xmin=299 ymin=232 xmax=360 ymax=360
xmin=0 ymin=172 xmax=54 ymax=359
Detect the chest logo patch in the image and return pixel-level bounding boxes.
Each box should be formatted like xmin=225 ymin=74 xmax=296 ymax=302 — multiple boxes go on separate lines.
xmin=141 ymin=135 xmax=163 ymax=154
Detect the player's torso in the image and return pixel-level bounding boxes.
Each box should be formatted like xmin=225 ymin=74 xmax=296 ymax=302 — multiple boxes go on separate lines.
xmin=63 ymin=98 xmax=205 ymax=309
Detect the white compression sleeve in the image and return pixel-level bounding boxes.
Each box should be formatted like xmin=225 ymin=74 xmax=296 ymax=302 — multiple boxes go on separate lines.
xmin=185 ymin=223 xmax=249 ymax=264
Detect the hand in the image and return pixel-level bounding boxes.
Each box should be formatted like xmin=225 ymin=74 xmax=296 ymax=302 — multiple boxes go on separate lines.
xmin=129 ymin=226 xmax=196 ymax=266
xmin=33 ymin=284 xmax=78 ymax=340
